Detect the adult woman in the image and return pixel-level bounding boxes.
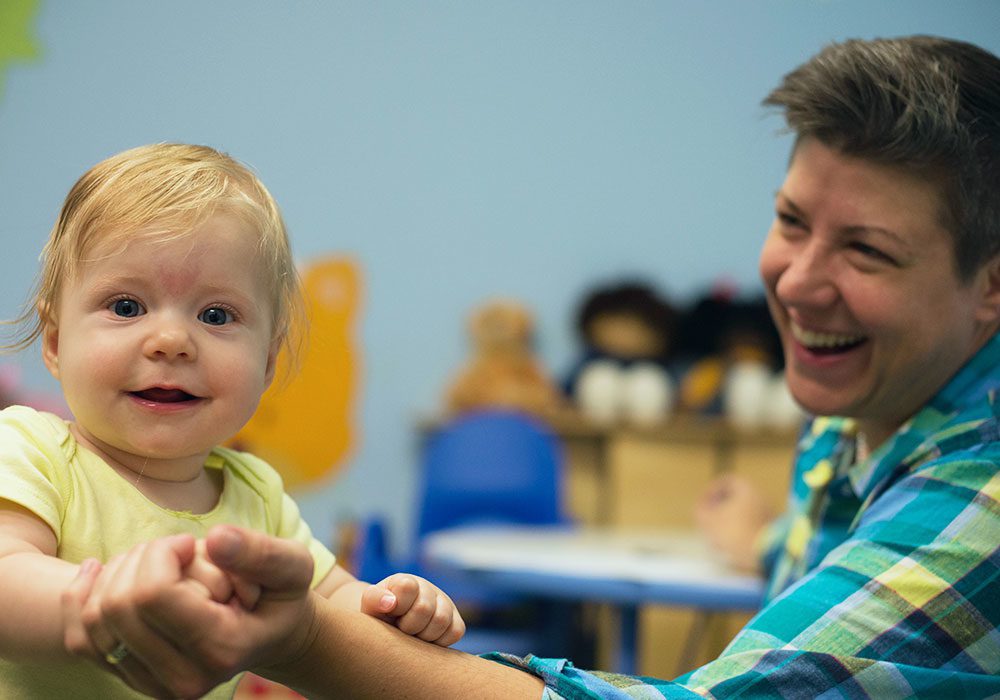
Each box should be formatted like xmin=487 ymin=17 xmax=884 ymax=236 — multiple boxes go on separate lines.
xmin=67 ymin=34 xmax=1000 ymax=699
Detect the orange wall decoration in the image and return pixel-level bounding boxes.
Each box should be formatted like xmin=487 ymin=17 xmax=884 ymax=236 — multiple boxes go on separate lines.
xmin=233 ymin=257 xmax=362 ymax=491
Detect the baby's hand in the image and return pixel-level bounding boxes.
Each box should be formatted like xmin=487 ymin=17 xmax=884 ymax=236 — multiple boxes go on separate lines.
xmin=360 ymin=573 xmax=466 ymax=646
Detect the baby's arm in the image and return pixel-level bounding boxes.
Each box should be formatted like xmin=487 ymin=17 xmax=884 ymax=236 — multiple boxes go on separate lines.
xmin=0 ymin=499 xmax=81 ymax=660
xmin=0 ymin=496 xmax=246 ymax=666
xmin=315 ymin=565 xmax=466 ymax=646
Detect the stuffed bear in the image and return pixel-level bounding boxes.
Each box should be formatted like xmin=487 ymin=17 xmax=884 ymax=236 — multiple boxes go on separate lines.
xmin=445 ymin=299 xmax=563 ymax=419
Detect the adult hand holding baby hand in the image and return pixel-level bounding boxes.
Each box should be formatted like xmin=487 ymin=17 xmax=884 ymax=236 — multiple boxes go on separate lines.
xmin=61 ymin=528 xmax=317 ymax=699
xmin=184 ymin=537 xmax=261 ymax=609
xmin=62 ymin=535 xmax=226 ymax=698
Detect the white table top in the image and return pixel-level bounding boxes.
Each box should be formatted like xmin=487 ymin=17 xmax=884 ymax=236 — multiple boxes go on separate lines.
xmin=422 ymin=525 xmax=763 ymax=604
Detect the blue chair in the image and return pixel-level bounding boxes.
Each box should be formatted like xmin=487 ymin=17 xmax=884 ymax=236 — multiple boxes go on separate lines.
xmin=356 ymin=410 xmax=572 ymax=655
xmin=416 ymin=410 xmax=567 ymax=537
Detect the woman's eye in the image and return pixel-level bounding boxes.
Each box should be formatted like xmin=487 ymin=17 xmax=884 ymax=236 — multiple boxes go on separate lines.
xmin=199 ymin=307 xmax=233 ymax=326
xmin=776 ymin=211 xmax=803 ymax=228
xmin=851 ymin=242 xmax=897 ymax=265
xmin=111 ymin=299 xmax=143 ymax=317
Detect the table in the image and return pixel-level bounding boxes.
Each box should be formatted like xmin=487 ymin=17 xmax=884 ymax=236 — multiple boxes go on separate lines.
xmin=421 ymin=525 xmax=764 ymax=674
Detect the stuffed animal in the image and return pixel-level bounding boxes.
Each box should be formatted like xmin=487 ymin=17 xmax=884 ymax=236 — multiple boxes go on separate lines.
xmin=563 ymin=281 xmax=678 ymax=426
xmin=445 ymin=299 xmax=563 ymax=419
xmin=675 ymin=290 xmax=803 ymax=430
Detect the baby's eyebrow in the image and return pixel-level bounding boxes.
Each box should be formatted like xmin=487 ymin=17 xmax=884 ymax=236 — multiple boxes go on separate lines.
xmin=83 ymin=275 xmax=146 ymax=295
xmin=194 ymin=283 xmax=259 ymax=306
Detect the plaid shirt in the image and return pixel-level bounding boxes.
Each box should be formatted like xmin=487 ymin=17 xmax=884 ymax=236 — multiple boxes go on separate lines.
xmin=488 ymin=332 xmax=1000 ymax=699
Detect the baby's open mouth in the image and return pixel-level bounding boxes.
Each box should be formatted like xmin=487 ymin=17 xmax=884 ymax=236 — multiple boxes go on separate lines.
xmin=130 ymin=388 xmax=199 ymax=403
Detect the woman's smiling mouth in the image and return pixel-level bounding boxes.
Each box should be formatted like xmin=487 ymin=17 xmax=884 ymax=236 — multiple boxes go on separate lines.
xmin=790 ymin=322 xmax=867 ymax=355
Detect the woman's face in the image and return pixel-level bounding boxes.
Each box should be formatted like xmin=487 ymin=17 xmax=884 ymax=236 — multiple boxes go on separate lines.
xmin=759 ymin=138 xmax=1000 ymax=446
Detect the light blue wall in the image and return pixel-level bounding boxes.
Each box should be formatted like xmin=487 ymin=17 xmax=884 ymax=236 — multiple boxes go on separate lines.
xmin=3 ymin=1 xmax=1000 ymax=550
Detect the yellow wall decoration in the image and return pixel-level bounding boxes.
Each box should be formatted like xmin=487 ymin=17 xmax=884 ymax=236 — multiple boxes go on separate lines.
xmin=233 ymin=257 xmax=362 ymax=491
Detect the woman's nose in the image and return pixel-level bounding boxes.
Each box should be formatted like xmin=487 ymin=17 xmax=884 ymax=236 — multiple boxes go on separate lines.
xmin=774 ymin=242 xmax=839 ymax=310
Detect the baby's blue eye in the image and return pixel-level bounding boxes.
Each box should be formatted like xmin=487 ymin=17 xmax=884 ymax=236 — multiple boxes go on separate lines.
xmin=200 ymin=307 xmax=232 ymax=326
xmin=112 ymin=299 xmax=143 ymax=317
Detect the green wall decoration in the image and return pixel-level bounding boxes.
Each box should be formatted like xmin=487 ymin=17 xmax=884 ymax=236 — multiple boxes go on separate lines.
xmin=0 ymin=0 xmax=41 ymax=103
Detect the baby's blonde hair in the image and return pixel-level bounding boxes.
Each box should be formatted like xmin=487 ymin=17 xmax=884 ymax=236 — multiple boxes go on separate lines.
xmin=7 ymin=143 xmax=305 ymax=366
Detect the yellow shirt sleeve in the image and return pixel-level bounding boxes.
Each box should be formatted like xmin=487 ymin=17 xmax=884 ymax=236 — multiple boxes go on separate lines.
xmin=276 ymin=490 xmax=338 ymax=589
xmin=0 ymin=406 xmax=72 ymax=542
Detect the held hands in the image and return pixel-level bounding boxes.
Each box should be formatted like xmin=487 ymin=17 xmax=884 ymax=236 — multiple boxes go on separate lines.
xmin=59 ymin=529 xmax=466 ymax=698
xmin=359 ymin=573 xmax=466 ymax=647
xmin=62 ymin=538 xmax=249 ymax=669
xmin=60 ymin=528 xmax=317 ymax=699
xmin=185 ymin=538 xmax=261 ymax=608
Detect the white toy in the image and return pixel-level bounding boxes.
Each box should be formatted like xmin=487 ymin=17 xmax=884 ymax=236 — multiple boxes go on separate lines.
xmin=576 ymin=360 xmax=675 ymax=426
xmin=722 ymin=361 xmax=804 ymax=431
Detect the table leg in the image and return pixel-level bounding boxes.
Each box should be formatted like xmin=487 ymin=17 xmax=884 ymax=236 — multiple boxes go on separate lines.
xmin=617 ymin=604 xmax=639 ymax=675
xmin=676 ymin=610 xmax=714 ymax=676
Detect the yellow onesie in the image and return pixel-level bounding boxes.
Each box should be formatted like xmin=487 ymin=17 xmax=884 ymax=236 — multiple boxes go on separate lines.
xmin=0 ymin=405 xmax=336 ymax=699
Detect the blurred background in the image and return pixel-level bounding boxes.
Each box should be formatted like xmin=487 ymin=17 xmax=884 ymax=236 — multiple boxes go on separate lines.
xmin=2 ymin=0 xmax=1000 ymax=570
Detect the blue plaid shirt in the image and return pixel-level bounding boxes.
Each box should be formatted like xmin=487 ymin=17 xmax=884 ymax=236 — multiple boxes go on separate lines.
xmin=488 ymin=332 xmax=1000 ymax=699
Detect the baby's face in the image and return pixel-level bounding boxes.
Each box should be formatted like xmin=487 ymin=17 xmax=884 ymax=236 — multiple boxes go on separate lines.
xmin=42 ymin=212 xmax=277 ymax=473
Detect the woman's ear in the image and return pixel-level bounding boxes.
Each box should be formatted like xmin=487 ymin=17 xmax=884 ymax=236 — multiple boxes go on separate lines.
xmin=39 ymin=302 xmax=60 ymax=380
xmin=974 ymin=255 xmax=1000 ymax=325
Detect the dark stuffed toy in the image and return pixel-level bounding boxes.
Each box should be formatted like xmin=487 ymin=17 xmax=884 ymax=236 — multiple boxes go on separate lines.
xmin=563 ymin=281 xmax=678 ymax=425
xmin=675 ymin=291 xmax=802 ymax=429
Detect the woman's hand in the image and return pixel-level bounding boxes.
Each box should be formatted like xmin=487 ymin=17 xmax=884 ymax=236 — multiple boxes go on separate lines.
xmin=60 ymin=528 xmax=317 ymax=699
xmin=696 ymin=474 xmax=773 ymax=573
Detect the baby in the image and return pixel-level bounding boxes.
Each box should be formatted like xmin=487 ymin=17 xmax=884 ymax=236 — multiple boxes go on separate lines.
xmin=0 ymin=144 xmax=464 ymax=698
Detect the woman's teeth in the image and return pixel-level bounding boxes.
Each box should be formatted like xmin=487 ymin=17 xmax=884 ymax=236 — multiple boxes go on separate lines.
xmin=791 ymin=324 xmax=866 ymax=350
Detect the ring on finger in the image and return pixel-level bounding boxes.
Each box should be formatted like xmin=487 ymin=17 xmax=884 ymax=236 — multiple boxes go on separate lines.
xmin=104 ymin=642 xmax=129 ymax=666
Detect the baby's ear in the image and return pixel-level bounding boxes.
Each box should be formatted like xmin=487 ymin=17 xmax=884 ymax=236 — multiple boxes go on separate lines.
xmin=38 ymin=302 xmax=60 ymax=379
xmin=263 ymin=339 xmax=280 ymax=387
